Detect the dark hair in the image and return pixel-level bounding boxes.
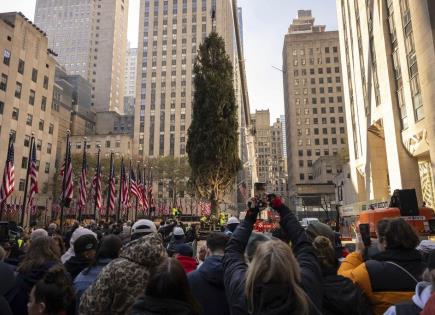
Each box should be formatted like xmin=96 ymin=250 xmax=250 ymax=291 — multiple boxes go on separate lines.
xmin=312 ymin=236 xmax=338 ymax=271
xmin=376 ymin=219 xmax=390 ymax=242
xmin=51 ymin=235 xmax=65 ymax=256
xmin=384 ymin=218 xmax=419 ymax=250
xmin=206 ymin=232 xmax=229 ymax=253
xmin=83 ymin=235 xmax=122 ymax=275
xmin=245 ymin=233 xmax=270 ymax=262
xmin=33 ymin=265 xmax=75 ymax=315
xmin=18 ymin=237 xmax=59 ymax=273
xmin=146 ymin=257 xmax=199 ymax=314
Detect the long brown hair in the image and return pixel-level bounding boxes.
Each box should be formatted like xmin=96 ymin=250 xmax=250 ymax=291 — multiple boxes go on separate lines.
xmin=18 ymin=237 xmax=60 ymax=273
xmin=146 ymin=257 xmax=200 ymax=314
xmin=245 ymin=240 xmax=309 ymax=315
xmin=312 ymin=236 xmax=338 ymax=271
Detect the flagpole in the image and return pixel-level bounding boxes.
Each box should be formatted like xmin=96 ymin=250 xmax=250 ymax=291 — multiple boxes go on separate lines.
xmin=20 ymin=133 xmax=35 ymax=227
xmin=135 ymin=161 xmax=140 ymax=220
xmin=60 ymin=130 xmax=71 ymax=233
xmin=106 ymin=152 xmax=114 ymax=222
xmin=78 ymin=138 xmax=86 ymax=222
xmin=93 ymin=144 xmax=101 ymax=221
xmin=0 ymin=133 xmax=14 ymax=220
xmin=117 ymin=157 xmax=123 ymax=222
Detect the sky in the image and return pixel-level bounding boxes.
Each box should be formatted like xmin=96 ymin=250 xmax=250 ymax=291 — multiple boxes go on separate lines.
xmin=0 ymin=0 xmax=338 ymax=122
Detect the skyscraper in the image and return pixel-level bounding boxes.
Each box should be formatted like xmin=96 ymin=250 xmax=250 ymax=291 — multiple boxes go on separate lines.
xmin=134 ymin=0 xmax=239 ymax=158
xmin=34 ymin=0 xmax=129 ymax=113
xmin=124 ymin=45 xmax=137 ymax=115
xmin=337 ymin=0 xmax=435 ymax=207
xmin=283 ymin=10 xmax=347 ymax=209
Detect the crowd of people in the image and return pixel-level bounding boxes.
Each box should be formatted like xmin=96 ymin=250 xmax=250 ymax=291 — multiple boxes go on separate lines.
xmin=0 ymin=195 xmax=435 ymax=314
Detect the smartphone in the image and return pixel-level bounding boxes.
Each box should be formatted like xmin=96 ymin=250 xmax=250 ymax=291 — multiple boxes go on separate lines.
xmin=254 ymin=182 xmax=267 ymax=210
xmin=359 ymin=223 xmax=371 ymax=247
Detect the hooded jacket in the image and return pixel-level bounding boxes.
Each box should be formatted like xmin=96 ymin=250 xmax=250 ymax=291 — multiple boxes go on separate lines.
xmin=176 ymin=255 xmax=197 ymax=273
xmin=131 ymin=295 xmax=196 ymax=315
xmin=384 ymin=282 xmax=433 ymax=315
xmin=79 ymin=233 xmax=166 ymax=315
xmin=223 ymin=204 xmax=323 ymax=315
xmin=188 ymin=255 xmax=230 ymax=315
xmin=338 ymin=248 xmax=425 ymax=315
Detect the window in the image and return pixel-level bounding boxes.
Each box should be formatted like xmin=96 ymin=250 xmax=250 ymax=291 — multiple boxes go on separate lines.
xmin=340 ymin=127 xmax=345 ymax=134
xmin=299 ymin=160 xmax=304 ymax=167
xmin=41 ymin=96 xmax=47 ymax=111
xmin=298 ymin=150 xmax=303 ymax=157
xmin=0 ymin=74 xmax=7 ymax=91
xmin=36 ymin=139 xmax=42 ymax=151
xmin=26 ymin=114 xmax=33 ymax=126
xmin=45 ymin=163 xmax=50 ymax=174
xmin=22 ymin=157 xmax=28 ymax=169
xmin=24 ymin=135 xmax=30 ymax=147
xmin=15 ymin=82 xmax=22 ymax=98
xmin=29 ymin=89 xmax=35 ymax=105
xmin=46 ymin=143 xmax=52 ymax=154
xmin=0 ymin=101 xmax=3 ymax=114
xmin=116 ymin=140 xmax=121 ymax=148
xmin=43 ymin=76 xmax=49 ymax=89
xmin=12 ymin=107 xmax=19 ymax=120
xmin=39 ymin=120 xmax=44 ymax=131
xmin=106 ymin=140 xmax=111 ymax=148
xmin=48 ymin=123 xmax=54 ymax=134
xmin=18 ymin=60 xmax=24 ymax=74
xmin=3 ymin=49 xmax=11 ymax=65
xmin=299 ymin=174 xmax=305 ymax=180
xmin=19 ymin=179 xmax=25 ymax=191
xmin=31 ymin=68 xmax=38 ymax=82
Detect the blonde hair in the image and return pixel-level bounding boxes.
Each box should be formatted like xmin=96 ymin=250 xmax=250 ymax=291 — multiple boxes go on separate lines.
xmin=245 ymin=240 xmax=309 ymax=315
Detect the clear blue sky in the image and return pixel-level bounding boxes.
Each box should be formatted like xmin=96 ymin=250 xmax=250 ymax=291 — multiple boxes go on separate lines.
xmin=0 ymin=0 xmax=338 ymax=122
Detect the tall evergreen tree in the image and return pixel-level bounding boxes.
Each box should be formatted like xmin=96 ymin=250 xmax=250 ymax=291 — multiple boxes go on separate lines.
xmin=187 ymin=32 xmax=241 ymax=214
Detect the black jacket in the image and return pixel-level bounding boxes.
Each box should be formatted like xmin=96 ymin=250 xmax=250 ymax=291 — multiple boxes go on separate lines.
xmin=64 ymin=255 xmax=92 ymax=280
xmin=131 ymin=295 xmax=196 ymax=315
xmin=222 ymin=205 xmax=323 ymax=315
xmin=322 ymin=267 xmax=373 ymax=315
xmin=188 ymin=255 xmax=229 ymax=315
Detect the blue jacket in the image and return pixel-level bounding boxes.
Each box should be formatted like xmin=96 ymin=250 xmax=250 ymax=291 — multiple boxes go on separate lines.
xmin=223 ymin=205 xmax=323 ymax=315
xmin=188 ymin=255 xmax=230 ymax=315
xmin=74 ymin=258 xmax=112 ymax=302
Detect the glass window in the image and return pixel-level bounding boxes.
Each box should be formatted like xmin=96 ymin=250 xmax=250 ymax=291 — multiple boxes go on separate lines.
xmin=39 ymin=119 xmax=44 ymax=131
xmin=15 ymin=82 xmax=22 ymax=98
xmin=29 ymin=89 xmax=35 ymax=105
xmin=3 ymin=49 xmax=11 ymax=65
xmin=0 ymin=73 xmax=7 ymax=91
xmin=31 ymin=68 xmax=38 ymax=82
xmin=12 ymin=107 xmax=19 ymax=120
xmin=26 ymin=114 xmax=33 ymax=126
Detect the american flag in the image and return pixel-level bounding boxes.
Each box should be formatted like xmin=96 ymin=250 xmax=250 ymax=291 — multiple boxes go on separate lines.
xmin=108 ymin=158 xmax=116 ymax=215
xmin=120 ymin=159 xmax=129 ymax=206
xmin=130 ymin=169 xmax=141 ymax=205
xmin=137 ymin=167 xmax=146 ymax=209
xmin=199 ymin=201 xmax=211 ymax=216
xmin=0 ymin=137 xmax=15 ymax=203
xmin=93 ymin=164 xmax=102 ymax=211
xmin=62 ymin=143 xmax=73 ymax=207
xmin=27 ymin=142 xmax=39 ymax=211
xmin=78 ymin=143 xmax=87 ymax=211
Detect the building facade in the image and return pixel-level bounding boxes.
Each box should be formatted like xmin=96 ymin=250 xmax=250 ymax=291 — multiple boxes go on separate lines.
xmin=34 ymin=0 xmax=129 ymax=113
xmin=134 ymin=0 xmax=239 ymax=159
xmin=0 ymin=12 xmax=60 ymax=214
xmin=337 ymin=0 xmax=435 ymax=207
xmin=70 ymin=134 xmax=133 ymax=159
xmin=283 ymin=10 xmax=347 ymax=210
xmin=251 ymin=110 xmax=288 ymax=198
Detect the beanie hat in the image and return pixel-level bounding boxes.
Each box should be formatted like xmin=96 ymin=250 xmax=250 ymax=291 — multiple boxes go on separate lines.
xmin=173 ymin=226 xmax=185 ymax=236
xmin=132 ymin=219 xmax=157 ymax=235
xmin=306 ymin=221 xmax=335 ymax=243
xmin=30 ymin=229 xmax=48 ymax=242
xmin=74 ymin=234 xmax=98 ymax=256
xmin=175 ymin=243 xmax=193 ymax=257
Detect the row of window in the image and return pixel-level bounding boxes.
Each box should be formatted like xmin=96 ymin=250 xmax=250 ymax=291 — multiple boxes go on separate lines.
xmin=296 ymin=106 xmax=344 ymax=115
xmin=294 ymin=86 xmax=342 ymax=95
xmin=2 ymin=50 xmax=49 ymax=87
xmin=292 ymin=46 xmax=339 ymax=56
xmin=296 ymin=118 xmax=346 ymax=126
xmin=293 ymin=56 xmax=340 ymax=66
xmin=294 ymin=77 xmax=341 ymax=86
xmin=297 ymin=137 xmax=346 ymax=146
xmin=293 ymin=67 xmax=340 ymax=76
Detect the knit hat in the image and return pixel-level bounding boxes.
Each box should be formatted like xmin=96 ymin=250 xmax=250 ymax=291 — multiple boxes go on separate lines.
xmin=175 ymin=243 xmax=193 ymax=257
xmin=74 ymin=234 xmax=98 ymax=256
xmin=173 ymin=226 xmax=185 ymax=236
xmin=30 ymin=229 xmax=48 ymax=242
xmin=131 ymin=219 xmax=157 ymax=235
xmin=306 ymin=221 xmax=335 ymax=243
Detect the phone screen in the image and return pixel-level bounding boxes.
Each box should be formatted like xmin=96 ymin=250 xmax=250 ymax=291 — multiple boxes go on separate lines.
xmin=359 ymin=223 xmax=371 ymax=247
xmin=254 ymin=182 xmax=267 ymax=209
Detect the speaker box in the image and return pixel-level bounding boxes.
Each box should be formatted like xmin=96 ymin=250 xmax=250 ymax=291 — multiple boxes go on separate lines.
xmin=390 ymin=189 xmax=419 ymax=216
